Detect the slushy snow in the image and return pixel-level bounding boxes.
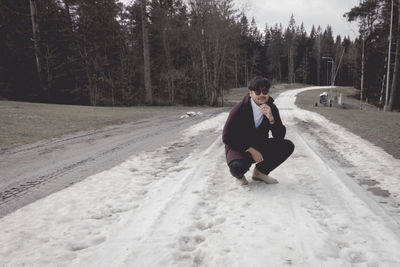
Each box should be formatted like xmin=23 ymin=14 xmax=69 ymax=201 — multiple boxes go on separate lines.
xmin=1 ymin=87 xmax=400 ymax=267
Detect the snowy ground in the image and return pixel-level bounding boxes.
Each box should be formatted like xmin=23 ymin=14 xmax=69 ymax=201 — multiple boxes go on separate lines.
xmin=1 ymin=87 xmax=400 ymax=266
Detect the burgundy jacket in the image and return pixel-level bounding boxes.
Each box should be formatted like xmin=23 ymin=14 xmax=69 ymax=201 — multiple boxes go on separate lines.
xmin=222 ymin=93 xmax=286 ymax=165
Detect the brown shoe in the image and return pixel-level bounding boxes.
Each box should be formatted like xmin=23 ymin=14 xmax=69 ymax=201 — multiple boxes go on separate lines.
xmin=252 ymin=168 xmax=278 ymax=184
xmin=236 ymin=176 xmax=249 ymax=185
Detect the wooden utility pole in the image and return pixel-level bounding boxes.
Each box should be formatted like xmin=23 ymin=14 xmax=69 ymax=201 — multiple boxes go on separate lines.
xmin=141 ymin=0 xmax=152 ymax=104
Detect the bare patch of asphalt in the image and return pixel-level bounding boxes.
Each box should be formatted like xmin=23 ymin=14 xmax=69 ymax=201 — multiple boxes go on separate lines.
xmin=0 ymin=108 xmax=227 ymax=217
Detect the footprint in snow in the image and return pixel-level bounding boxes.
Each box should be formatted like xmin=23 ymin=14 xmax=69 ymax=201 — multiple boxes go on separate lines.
xmin=178 ymin=235 xmax=206 ymax=252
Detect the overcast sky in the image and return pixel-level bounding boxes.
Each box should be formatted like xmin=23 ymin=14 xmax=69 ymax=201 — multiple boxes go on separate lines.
xmin=120 ymin=0 xmax=360 ymax=39
xmin=235 ymin=0 xmax=360 ymax=39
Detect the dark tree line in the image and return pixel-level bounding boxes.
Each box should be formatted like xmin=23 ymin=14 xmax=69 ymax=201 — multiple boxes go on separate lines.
xmin=345 ymin=0 xmax=400 ymax=110
xmin=0 ymin=0 xmax=399 ymax=109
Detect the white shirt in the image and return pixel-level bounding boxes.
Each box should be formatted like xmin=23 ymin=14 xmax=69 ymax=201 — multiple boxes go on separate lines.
xmin=250 ymin=98 xmax=264 ymax=128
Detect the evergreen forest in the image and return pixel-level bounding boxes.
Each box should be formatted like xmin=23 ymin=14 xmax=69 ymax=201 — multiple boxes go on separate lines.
xmin=1 ymin=0 xmax=399 ymax=109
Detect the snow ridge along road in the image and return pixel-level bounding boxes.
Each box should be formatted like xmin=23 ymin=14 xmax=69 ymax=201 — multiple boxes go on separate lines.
xmin=1 ymin=87 xmax=400 ymax=266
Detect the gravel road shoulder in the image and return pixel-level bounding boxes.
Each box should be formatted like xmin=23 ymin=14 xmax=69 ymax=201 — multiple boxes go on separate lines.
xmin=295 ymin=87 xmax=400 ymax=159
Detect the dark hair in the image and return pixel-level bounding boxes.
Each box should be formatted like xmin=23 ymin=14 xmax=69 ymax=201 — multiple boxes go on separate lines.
xmin=248 ymin=76 xmax=271 ymax=91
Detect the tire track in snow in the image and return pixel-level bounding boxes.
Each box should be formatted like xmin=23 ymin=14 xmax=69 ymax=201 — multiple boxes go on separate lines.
xmin=281 ymin=129 xmax=400 ymax=266
xmin=121 ymin=137 xmax=224 ymax=266
xmin=275 ymin=87 xmax=400 ymax=266
xmin=277 ymin=87 xmax=400 ymax=227
xmin=83 ymin=114 xmax=229 ymax=267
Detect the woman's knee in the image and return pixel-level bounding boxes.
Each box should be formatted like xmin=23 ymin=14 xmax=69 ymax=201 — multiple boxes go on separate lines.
xmin=228 ymin=160 xmax=249 ymax=178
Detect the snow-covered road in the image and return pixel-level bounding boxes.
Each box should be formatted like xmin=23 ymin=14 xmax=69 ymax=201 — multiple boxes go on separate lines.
xmin=1 ymin=87 xmax=400 ymax=266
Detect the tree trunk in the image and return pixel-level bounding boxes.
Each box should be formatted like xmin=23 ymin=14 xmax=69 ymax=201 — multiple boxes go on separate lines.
xmin=389 ymin=39 xmax=399 ymax=109
xmin=234 ymin=52 xmax=238 ymax=88
xmin=389 ymin=0 xmax=400 ymax=110
xmin=29 ymin=0 xmax=45 ymax=92
xmin=316 ymin=37 xmax=321 ymax=86
xmin=162 ymin=26 xmax=174 ymax=104
xmin=380 ymin=70 xmax=386 ymax=108
xmin=200 ymin=27 xmax=208 ymax=102
xmin=360 ymin=35 xmax=365 ymax=109
xmin=278 ymin=60 xmax=281 ymax=82
xmin=244 ymin=53 xmax=248 ymax=85
xmin=141 ymin=0 xmax=152 ymax=104
xmin=63 ymin=0 xmax=73 ymax=32
xmin=212 ymin=35 xmax=221 ymax=105
xmin=81 ymin=45 xmax=95 ymax=106
xmin=45 ymin=43 xmax=51 ymax=100
xmin=289 ymin=45 xmax=294 ymax=83
xmin=302 ymin=48 xmax=308 ymax=83
xmin=109 ymin=73 xmax=115 ymax=106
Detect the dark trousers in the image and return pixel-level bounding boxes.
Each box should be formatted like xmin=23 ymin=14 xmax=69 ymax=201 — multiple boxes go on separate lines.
xmin=228 ymin=139 xmax=295 ymax=178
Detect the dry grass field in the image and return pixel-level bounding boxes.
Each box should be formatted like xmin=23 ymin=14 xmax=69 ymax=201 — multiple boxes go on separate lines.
xmin=0 ymin=101 xmax=209 ymax=152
